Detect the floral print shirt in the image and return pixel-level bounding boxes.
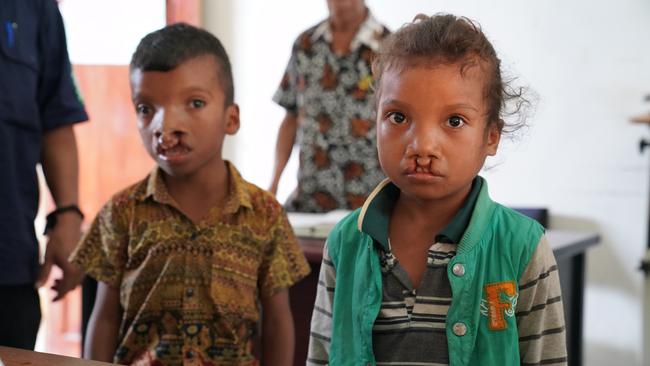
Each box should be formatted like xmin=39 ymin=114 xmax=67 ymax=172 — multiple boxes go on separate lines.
xmin=71 ymin=162 xmax=310 ymax=365
xmin=273 ymin=12 xmax=390 ymax=212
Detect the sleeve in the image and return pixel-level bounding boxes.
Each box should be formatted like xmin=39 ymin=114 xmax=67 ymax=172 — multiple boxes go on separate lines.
xmin=258 ymin=206 xmax=310 ymax=298
xmin=69 ymin=198 xmax=129 ymax=287
xmin=516 ymin=235 xmax=568 ymax=365
xmin=271 ymin=39 xmax=300 ymax=113
xmin=38 ymin=0 xmax=88 ymax=132
xmin=306 ymin=241 xmax=335 ymax=365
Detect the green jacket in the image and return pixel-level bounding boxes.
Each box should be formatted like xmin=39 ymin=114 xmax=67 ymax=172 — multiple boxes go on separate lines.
xmin=326 ymin=179 xmax=544 ymax=365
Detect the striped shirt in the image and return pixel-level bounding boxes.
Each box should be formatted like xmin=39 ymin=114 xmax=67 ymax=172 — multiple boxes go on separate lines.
xmin=372 ymin=241 xmax=456 ymax=365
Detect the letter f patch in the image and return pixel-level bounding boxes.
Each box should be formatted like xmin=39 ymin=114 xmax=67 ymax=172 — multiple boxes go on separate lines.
xmin=480 ymin=281 xmax=518 ymax=331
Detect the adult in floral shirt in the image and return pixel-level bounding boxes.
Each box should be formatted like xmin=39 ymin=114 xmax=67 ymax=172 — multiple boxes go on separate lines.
xmin=270 ymin=0 xmax=390 ymax=212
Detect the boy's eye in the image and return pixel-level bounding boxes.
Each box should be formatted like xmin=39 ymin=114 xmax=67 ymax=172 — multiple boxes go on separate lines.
xmin=190 ymin=99 xmax=206 ymax=108
xmin=387 ymin=112 xmax=407 ymax=124
xmin=446 ymin=116 xmax=465 ymax=128
xmin=135 ymin=104 xmax=152 ymax=116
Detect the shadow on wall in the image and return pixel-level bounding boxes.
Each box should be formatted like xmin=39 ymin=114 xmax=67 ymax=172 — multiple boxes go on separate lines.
xmin=585 ymin=341 xmax=640 ymax=366
xmin=551 ymin=214 xmax=642 ymax=366
xmin=551 ymin=214 xmax=640 ymax=296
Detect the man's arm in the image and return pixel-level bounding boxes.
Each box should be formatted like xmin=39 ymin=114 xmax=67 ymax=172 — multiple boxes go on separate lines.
xmin=37 ymin=125 xmax=84 ymax=300
xmin=84 ymin=281 xmax=122 ymax=362
xmin=261 ymin=288 xmax=294 ymax=366
xmin=269 ymin=111 xmax=298 ymax=195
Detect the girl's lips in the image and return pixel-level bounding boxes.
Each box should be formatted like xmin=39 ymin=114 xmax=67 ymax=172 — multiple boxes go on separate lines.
xmin=405 ymin=171 xmax=445 ymax=183
xmin=404 ymin=166 xmax=445 ymax=182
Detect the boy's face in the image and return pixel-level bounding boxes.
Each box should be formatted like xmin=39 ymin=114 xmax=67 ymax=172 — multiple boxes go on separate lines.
xmin=376 ymin=62 xmax=500 ymax=203
xmin=130 ymin=55 xmax=239 ymax=179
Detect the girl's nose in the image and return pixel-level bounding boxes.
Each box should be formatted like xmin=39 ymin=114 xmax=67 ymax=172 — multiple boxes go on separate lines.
xmin=408 ymin=123 xmax=441 ymax=159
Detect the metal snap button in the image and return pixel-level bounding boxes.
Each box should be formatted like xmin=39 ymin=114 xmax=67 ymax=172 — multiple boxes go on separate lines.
xmin=453 ymin=322 xmax=467 ymax=336
xmin=452 ymin=263 xmax=465 ymax=277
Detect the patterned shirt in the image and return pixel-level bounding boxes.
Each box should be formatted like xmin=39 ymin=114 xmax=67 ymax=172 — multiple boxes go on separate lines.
xmin=273 ymin=12 xmax=390 ymax=212
xmin=71 ymin=162 xmax=310 ymax=366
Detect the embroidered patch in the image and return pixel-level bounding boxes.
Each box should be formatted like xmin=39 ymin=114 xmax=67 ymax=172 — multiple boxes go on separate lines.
xmin=480 ymin=281 xmax=518 ymax=331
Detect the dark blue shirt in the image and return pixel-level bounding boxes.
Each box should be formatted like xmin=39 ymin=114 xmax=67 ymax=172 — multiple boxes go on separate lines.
xmin=0 ymin=0 xmax=88 ymax=285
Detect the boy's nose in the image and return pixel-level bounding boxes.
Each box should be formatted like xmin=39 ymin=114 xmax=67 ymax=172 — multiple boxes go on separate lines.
xmin=153 ymin=109 xmax=186 ymax=141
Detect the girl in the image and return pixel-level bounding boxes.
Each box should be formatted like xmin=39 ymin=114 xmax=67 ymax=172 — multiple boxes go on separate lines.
xmin=307 ymin=14 xmax=566 ymax=366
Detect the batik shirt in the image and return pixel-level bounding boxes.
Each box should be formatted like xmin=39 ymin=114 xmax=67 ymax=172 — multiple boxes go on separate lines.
xmin=273 ymin=12 xmax=390 ymax=212
xmin=71 ymin=162 xmax=310 ymax=366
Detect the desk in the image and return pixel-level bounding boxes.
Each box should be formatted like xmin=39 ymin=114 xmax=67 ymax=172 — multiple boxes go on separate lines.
xmin=290 ymin=229 xmax=599 ymax=366
xmin=0 ymin=346 xmax=114 ymax=366
xmin=545 ymin=230 xmax=600 ymax=366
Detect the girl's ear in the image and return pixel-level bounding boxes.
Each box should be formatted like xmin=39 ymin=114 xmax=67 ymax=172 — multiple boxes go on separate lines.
xmin=486 ymin=119 xmax=502 ymax=156
xmin=225 ymin=104 xmax=240 ymax=135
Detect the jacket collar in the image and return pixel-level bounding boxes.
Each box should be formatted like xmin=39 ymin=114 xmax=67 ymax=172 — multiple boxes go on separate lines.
xmin=357 ymin=176 xmax=487 ymax=251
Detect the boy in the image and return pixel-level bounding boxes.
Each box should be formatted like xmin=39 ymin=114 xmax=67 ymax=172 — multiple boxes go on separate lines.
xmin=72 ymin=23 xmax=310 ymax=366
xmin=307 ymin=14 xmax=567 ymax=366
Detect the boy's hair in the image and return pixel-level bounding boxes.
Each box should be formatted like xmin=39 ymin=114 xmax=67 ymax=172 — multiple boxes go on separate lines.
xmin=372 ymin=14 xmax=527 ymax=133
xmin=130 ymin=23 xmax=234 ymax=106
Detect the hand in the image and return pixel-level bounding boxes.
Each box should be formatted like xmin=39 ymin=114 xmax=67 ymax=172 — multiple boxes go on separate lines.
xmin=268 ymin=179 xmax=279 ymax=196
xmin=36 ymin=211 xmax=85 ymax=301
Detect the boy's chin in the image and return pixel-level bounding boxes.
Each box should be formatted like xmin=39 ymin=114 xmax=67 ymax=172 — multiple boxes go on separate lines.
xmin=156 ymin=162 xmax=193 ymax=178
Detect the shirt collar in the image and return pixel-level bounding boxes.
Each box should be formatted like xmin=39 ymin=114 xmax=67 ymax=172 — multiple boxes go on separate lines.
xmin=357 ymin=176 xmax=484 ymax=250
xmin=133 ymin=161 xmax=252 ymax=215
xmin=311 ymin=10 xmax=385 ymax=52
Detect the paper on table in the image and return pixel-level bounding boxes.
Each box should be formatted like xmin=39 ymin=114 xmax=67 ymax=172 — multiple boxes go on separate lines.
xmin=287 ymin=209 xmax=351 ymax=238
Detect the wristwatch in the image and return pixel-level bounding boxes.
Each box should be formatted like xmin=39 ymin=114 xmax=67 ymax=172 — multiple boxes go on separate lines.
xmin=44 ymin=204 xmax=84 ymax=234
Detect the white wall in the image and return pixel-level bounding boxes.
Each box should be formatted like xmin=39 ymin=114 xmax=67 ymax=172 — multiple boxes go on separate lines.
xmin=59 ymin=0 xmax=165 ymax=65
xmin=205 ymin=1 xmax=650 ymax=364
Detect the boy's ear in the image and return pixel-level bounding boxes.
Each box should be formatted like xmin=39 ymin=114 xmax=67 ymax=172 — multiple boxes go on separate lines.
xmin=224 ymin=104 xmax=240 ymax=135
xmin=486 ymin=120 xmax=502 ymax=156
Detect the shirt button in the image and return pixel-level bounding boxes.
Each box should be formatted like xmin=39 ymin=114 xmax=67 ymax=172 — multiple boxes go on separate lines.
xmin=452 ymin=263 xmax=465 ymax=277
xmin=453 ymin=322 xmax=467 ymax=336
xmin=186 ymin=288 xmax=194 ymax=297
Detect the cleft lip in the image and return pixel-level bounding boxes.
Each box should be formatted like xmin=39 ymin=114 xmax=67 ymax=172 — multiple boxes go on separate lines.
xmin=404 ymin=164 xmax=444 ymax=178
xmin=155 ymin=141 xmax=191 ymax=162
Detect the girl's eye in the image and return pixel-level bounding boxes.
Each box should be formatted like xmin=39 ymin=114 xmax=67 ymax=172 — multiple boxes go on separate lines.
xmin=135 ymin=104 xmax=152 ymax=116
xmin=387 ymin=112 xmax=407 ymax=124
xmin=190 ymin=99 xmax=206 ymax=108
xmin=447 ymin=116 xmax=465 ymax=128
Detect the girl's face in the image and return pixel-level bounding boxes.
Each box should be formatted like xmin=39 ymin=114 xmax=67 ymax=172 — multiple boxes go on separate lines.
xmin=375 ymin=63 xmax=500 ymax=204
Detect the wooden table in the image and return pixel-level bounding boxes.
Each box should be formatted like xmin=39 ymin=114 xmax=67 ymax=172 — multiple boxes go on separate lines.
xmin=0 ymin=346 xmax=114 ymax=366
xmin=290 ymin=229 xmax=599 ymax=366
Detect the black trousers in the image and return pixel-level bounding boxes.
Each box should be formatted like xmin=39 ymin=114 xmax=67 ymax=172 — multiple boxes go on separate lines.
xmin=0 ymin=284 xmax=41 ymax=350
